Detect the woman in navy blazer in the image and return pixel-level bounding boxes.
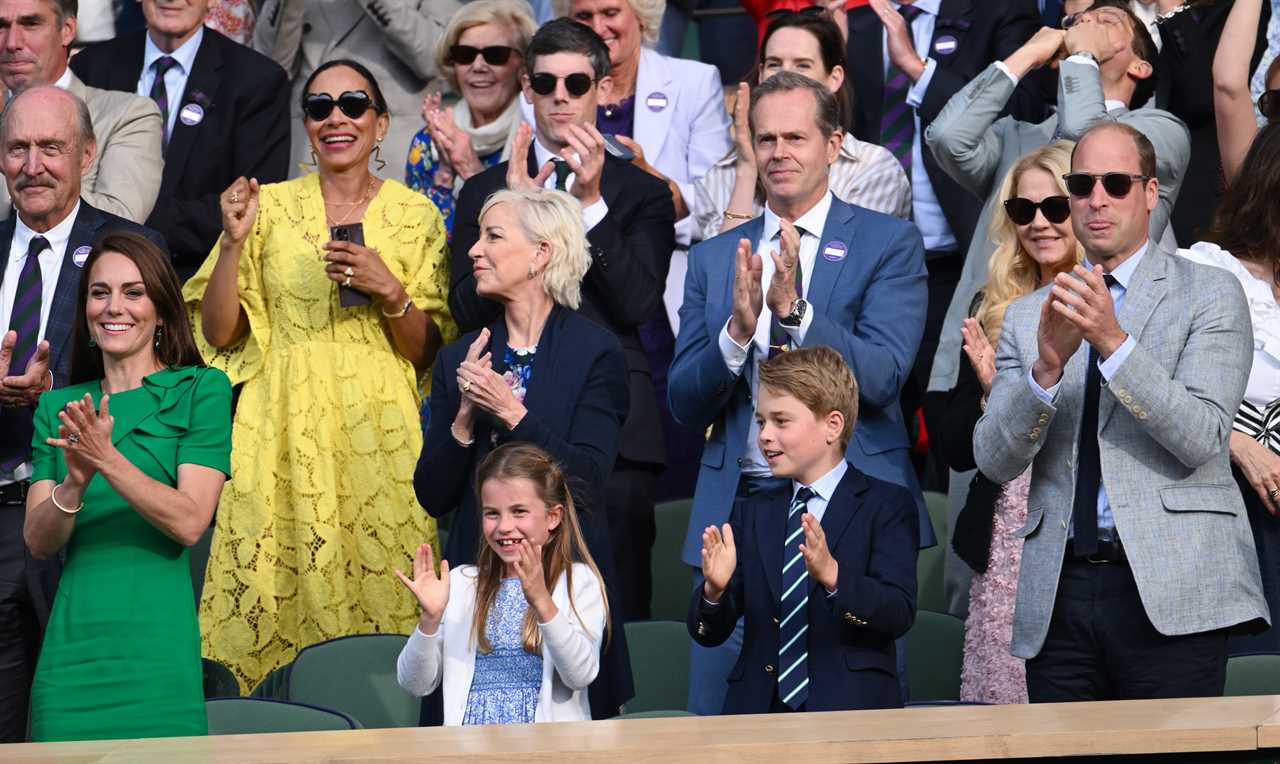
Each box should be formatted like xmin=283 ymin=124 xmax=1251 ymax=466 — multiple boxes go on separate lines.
xmin=415 ymin=187 xmax=632 ymax=716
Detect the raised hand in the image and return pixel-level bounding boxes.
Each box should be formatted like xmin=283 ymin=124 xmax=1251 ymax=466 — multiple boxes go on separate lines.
xmin=1049 ymin=265 xmax=1126 ymax=355
xmin=513 ymin=539 xmax=556 ymax=621
xmin=728 ymin=238 xmax=763 ymax=345
xmin=765 ymin=219 xmax=802 ymax=318
xmin=429 ymin=107 xmax=485 ymax=180
xmin=731 ymin=81 xmax=755 ymax=174
xmin=395 ymin=543 xmax=451 ymax=634
xmin=701 ymin=523 xmax=737 ymax=603
xmin=506 ymin=123 xmax=555 ymax=192
xmin=961 ymin=317 xmax=996 ymax=396
xmin=1032 ymin=281 xmax=1084 ymax=390
xmin=453 ymin=328 xmax=490 ymax=439
xmin=825 ymin=0 xmax=849 ymax=43
xmin=420 ymin=92 xmax=443 ymax=130
xmin=1003 ymin=27 xmax=1069 ymax=79
xmin=220 ymin=176 xmax=260 ymax=247
xmin=560 ymin=123 xmax=606 ymax=206
xmin=48 ymin=393 xmax=117 ymax=487
xmin=0 ymin=331 xmax=50 ymax=407
xmin=869 ymin=0 xmax=925 ymax=80
xmin=799 ymin=513 xmax=838 ymax=591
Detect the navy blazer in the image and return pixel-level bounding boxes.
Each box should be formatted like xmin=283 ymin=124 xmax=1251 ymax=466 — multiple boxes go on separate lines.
xmin=687 ymin=464 xmax=919 ymax=714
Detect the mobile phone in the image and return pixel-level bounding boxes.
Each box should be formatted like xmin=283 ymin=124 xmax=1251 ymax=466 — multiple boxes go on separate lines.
xmin=330 ymin=223 xmax=372 ymax=307
xmin=603 ymin=134 xmax=635 ymax=162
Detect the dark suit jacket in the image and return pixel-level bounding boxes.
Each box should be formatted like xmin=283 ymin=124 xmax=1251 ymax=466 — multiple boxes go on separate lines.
xmin=687 ymin=463 xmax=919 ymax=714
xmin=846 ymin=0 xmax=1042 ymax=252
xmin=71 ymin=28 xmax=290 ymax=279
xmin=447 ymin=148 xmax=675 ymax=468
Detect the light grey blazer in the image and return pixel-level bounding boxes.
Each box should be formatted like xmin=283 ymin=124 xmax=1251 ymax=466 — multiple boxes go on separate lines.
xmin=253 ymin=0 xmax=462 ymax=179
xmin=974 ymin=246 xmax=1269 ymax=659
xmin=925 ymin=60 xmax=1191 ymax=393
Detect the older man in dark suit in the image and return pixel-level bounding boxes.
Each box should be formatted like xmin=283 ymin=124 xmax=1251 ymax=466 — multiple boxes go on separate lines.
xmin=0 ymin=87 xmax=165 ymax=742
xmin=70 ymin=0 xmax=290 ymax=279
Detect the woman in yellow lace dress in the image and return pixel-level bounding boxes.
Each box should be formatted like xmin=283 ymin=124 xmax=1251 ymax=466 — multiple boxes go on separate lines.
xmin=183 ymin=59 xmax=456 ymax=691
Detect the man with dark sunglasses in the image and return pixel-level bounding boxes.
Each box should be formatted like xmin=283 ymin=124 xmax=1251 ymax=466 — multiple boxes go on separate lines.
xmin=69 ymin=0 xmax=290 ymax=280
xmin=448 ymin=18 xmax=675 ymax=719
xmin=925 ymin=0 xmax=1189 ymax=407
xmin=975 ymin=121 xmax=1269 ymax=703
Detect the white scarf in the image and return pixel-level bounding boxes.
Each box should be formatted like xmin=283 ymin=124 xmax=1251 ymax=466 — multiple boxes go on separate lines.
xmin=452 ymin=96 xmax=522 ymax=162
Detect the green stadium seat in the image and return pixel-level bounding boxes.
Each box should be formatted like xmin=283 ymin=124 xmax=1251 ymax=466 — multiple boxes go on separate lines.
xmin=624 ymin=620 xmax=692 ymax=713
xmin=287 ymin=634 xmax=417 ymax=728
xmin=651 ymin=498 xmax=695 ymax=621
xmin=904 ymin=610 xmax=965 ymax=702
xmin=917 ymin=491 xmax=949 ymax=614
xmin=202 ymin=657 xmax=240 ymax=698
xmin=1226 ymin=652 xmax=1280 ymax=696
xmin=205 ymin=697 xmax=359 ymax=734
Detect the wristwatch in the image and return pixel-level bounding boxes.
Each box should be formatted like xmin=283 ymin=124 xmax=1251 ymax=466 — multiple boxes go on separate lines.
xmin=779 ymin=298 xmax=808 ymax=329
xmin=1068 ymin=50 xmax=1098 ymax=66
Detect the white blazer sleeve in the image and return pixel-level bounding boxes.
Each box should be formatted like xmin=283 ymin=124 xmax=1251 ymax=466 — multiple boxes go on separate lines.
xmin=675 ymin=63 xmax=732 ymax=216
xmin=396 ymin=625 xmax=444 ymax=697
xmin=538 ymin=566 xmax=605 ymax=691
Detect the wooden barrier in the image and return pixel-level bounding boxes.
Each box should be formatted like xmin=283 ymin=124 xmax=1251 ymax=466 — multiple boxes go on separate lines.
xmin=8 ymin=696 xmax=1280 ymax=763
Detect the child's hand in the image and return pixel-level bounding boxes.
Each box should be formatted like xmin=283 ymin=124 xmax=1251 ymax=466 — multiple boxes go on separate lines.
xmin=395 ymin=543 xmax=450 ymax=634
xmin=799 ymin=514 xmax=839 ymax=592
xmin=514 ymin=540 xmax=557 ymax=623
xmin=701 ymin=523 xmax=737 ymax=603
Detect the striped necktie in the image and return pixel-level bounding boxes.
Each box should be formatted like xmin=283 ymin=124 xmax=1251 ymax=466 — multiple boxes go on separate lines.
xmin=879 ymin=4 xmax=924 ymax=173
xmin=778 ymin=485 xmax=817 ymax=710
xmin=149 ymin=55 xmax=178 ymax=149
xmin=0 ymin=235 xmax=51 ymax=471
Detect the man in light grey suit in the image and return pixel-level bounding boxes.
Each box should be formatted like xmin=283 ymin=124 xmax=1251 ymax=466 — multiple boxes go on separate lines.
xmin=974 ymin=121 xmax=1269 ymax=701
xmin=925 ymin=1 xmax=1190 ymax=397
xmin=0 ymin=0 xmax=163 ymax=224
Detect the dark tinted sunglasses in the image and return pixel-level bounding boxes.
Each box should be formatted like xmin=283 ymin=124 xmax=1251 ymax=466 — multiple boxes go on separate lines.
xmin=1062 ymin=172 xmax=1150 ymax=198
xmin=1260 ymin=89 xmax=1280 ymax=121
xmin=303 ymin=90 xmax=378 ymax=122
xmin=449 ymin=45 xmax=520 ymax=67
xmin=1004 ymin=196 xmax=1070 ymax=225
xmin=529 ymin=72 xmax=595 ymax=97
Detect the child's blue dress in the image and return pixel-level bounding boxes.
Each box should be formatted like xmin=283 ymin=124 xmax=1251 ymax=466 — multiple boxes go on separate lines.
xmin=462 ymin=577 xmax=544 ymax=724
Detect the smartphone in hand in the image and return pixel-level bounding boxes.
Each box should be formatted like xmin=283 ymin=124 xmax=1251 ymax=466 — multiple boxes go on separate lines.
xmin=330 ymin=223 xmax=372 ymax=307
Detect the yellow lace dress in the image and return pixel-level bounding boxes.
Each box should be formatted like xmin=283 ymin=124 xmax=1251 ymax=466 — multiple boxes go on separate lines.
xmin=182 ymin=174 xmax=457 ymax=691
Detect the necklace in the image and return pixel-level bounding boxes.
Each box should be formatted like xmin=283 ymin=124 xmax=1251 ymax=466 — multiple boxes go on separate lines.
xmin=323 ymin=176 xmax=375 ymax=227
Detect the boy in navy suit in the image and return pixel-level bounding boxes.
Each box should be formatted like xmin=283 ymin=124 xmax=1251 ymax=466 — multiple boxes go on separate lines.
xmin=688 ymin=347 xmax=919 ymax=713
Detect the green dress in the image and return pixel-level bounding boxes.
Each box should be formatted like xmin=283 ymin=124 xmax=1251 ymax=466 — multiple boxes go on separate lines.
xmin=28 ymin=366 xmax=232 ymax=742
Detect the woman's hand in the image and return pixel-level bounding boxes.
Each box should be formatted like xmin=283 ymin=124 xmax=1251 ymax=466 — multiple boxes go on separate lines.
xmin=1231 ymin=431 xmax=1280 ymax=516
xmin=420 ymin=92 xmax=443 ymax=130
xmin=428 ymin=106 xmax=485 ymax=180
xmin=322 ymin=238 xmax=408 ymax=308
xmin=961 ymin=317 xmax=996 ymax=396
xmin=614 ymin=135 xmax=689 ymax=219
xmin=458 ymin=352 xmax=525 ymax=430
xmin=454 ymin=329 xmax=491 ymax=429
xmin=731 ymin=82 xmax=755 ymax=173
xmin=513 ymin=539 xmax=556 ymax=621
xmin=395 ymin=542 xmax=451 ymax=634
xmin=700 ymin=523 xmax=736 ymax=603
xmin=220 ymin=177 xmax=260 ymax=247
xmin=47 ymin=394 xmax=117 ymax=486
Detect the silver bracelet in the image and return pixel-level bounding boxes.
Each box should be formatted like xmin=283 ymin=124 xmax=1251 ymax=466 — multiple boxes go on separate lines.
xmin=1155 ymin=3 xmax=1190 ymax=24
xmin=51 ymin=483 xmax=83 ymax=515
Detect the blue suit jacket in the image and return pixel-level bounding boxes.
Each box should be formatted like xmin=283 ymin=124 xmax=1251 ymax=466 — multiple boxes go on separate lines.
xmin=687 ymin=463 xmax=919 ymax=713
xmin=668 ymin=195 xmax=935 ymax=566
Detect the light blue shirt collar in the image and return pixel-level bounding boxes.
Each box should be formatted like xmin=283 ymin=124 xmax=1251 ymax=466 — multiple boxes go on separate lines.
xmin=1085 ymin=239 xmax=1150 ymax=291
xmin=893 ymin=0 xmax=942 ymax=16
xmin=794 ymin=460 xmax=848 ymax=504
xmin=143 ymin=25 xmax=203 ymax=79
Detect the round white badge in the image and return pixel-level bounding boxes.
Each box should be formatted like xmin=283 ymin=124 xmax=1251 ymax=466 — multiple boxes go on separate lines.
xmin=72 ymin=245 xmax=91 ymax=268
xmin=178 ymin=103 xmax=204 ymax=127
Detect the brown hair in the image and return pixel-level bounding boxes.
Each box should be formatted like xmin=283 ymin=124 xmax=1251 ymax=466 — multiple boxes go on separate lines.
xmin=70 ymin=232 xmax=204 ymax=384
xmin=1071 ymin=121 xmax=1157 ymax=179
xmin=1205 ymin=122 xmax=1280 ymax=260
xmin=471 ymin=443 xmax=611 ymax=655
xmin=758 ymin=346 xmax=858 ymax=449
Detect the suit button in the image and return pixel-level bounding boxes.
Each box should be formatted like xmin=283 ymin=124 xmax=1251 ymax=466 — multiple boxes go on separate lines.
xmin=736 ymin=457 xmax=744 ymax=468
xmin=765 ymin=664 xmax=775 ymax=674
xmin=772 ymin=617 xmax=780 ymax=625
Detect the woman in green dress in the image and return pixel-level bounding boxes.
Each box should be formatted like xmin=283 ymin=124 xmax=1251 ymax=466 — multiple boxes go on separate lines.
xmin=23 ymin=231 xmax=232 ymax=742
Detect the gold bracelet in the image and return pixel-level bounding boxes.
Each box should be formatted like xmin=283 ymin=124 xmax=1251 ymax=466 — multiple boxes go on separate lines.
xmin=51 ymin=483 xmax=83 ymax=515
xmin=723 ymin=210 xmax=753 ymax=221
xmin=381 ymin=297 xmax=414 ymax=319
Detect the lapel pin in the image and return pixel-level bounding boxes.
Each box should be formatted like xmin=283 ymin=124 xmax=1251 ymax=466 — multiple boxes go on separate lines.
xmin=644 ymin=92 xmax=668 ymax=112
xmin=934 ymin=35 xmax=959 ymax=56
xmin=821 ymin=240 xmax=848 ymax=262
xmin=72 ymin=245 xmax=91 ymax=268
xmin=179 ymin=103 xmax=204 ymax=127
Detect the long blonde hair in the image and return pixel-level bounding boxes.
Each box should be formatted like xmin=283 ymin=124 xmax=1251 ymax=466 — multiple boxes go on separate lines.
xmin=470 ymin=443 xmax=611 ymax=655
xmin=976 ymin=141 xmax=1083 ymax=346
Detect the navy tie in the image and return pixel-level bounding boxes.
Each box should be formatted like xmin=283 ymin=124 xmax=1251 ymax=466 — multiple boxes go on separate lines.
xmin=1070 ymin=273 xmax=1118 ymax=557
xmin=778 ymin=485 xmax=817 ymax=709
xmin=149 ymin=55 xmax=178 ymax=149
xmin=0 ymin=236 xmax=51 ymax=471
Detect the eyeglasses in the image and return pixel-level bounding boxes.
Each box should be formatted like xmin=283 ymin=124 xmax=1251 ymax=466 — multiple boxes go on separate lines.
xmin=1260 ymin=89 xmax=1280 ymax=121
xmin=529 ymin=72 xmax=595 ymax=97
xmin=303 ymin=90 xmax=379 ymax=121
xmin=1004 ymin=196 xmax=1071 ymax=225
xmin=448 ymin=45 xmax=521 ymax=67
xmin=1062 ymin=172 xmax=1151 ymax=198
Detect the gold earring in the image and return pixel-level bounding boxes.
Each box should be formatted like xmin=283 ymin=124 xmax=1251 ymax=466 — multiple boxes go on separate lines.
xmin=298 ymin=149 xmax=318 ymax=174
xmin=373 ymin=140 xmax=386 ymax=172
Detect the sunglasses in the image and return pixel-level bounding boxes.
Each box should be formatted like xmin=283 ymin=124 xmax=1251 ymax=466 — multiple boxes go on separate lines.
xmin=448 ymin=45 xmax=520 ymax=67
xmin=1004 ymin=196 xmax=1071 ymax=225
xmin=303 ymin=90 xmax=379 ymax=122
xmin=529 ymin=72 xmax=595 ymax=97
xmin=1062 ymin=172 xmax=1151 ymax=198
xmin=1260 ymin=89 xmax=1280 ymax=121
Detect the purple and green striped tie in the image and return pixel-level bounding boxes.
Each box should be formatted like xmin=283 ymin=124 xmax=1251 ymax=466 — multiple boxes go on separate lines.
xmin=0 ymin=235 xmax=50 ymax=471
xmin=149 ymin=55 xmax=178 ymax=149
xmin=879 ymin=5 xmax=924 ymax=174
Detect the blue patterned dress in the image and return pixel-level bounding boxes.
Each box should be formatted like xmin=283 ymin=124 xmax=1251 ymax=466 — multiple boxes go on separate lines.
xmin=463 ymin=578 xmax=544 ymax=725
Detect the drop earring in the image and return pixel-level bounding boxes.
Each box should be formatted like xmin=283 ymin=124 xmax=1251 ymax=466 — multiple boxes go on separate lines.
xmin=373 ymin=140 xmax=386 ymax=172
xmin=154 ymin=325 xmax=163 ymax=351
xmin=87 ymin=333 xmax=96 ymax=348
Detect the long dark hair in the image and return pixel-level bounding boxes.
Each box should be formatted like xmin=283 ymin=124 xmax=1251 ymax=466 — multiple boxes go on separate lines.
xmin=70 ymin=232 xmax=204 ymax=384
xmin=758 ymin=11 xmax=855 ymax=133
xmin=1205 ymin=122 xmax=1280 ymax=261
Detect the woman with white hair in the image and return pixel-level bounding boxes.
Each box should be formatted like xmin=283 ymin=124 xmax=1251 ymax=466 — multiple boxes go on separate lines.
xmin=408 ymin=0 xmax=538 ymax=236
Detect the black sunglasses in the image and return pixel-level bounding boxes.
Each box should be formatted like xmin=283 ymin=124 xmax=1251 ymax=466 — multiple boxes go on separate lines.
xmin=1004 ymin=196 xmax=1071 ymax=225
xmin=449 ymin=45 xmax=520 ymax=67
xmin=303 ymin=90 xmax=379 ymax=122
xmin=529 ymin=72 xmax=595 ymax=97
xmin=1062 ymin=172 xmax=1151 ymax=198
xmin=1260 ymin=89 xmax=1280 ymax=121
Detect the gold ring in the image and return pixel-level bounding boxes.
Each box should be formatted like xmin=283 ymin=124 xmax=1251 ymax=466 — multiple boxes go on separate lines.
xmin=343 ymin=276 xmax=351 ymax=287
xmin=460 ymin=379 xmax=472 ymax=393
xmin=344 ymin=266 xmax=354 ymax=278
xmin=230 ymin=191 xmax=239 ymax=203
xmin=66 ymin=432 xmax=80 ymax=446
xmin=1271 ymin=489 xmax=1279 ymax=499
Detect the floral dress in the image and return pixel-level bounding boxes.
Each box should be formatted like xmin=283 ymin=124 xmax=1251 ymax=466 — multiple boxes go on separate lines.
xmin=405 ymin=131 xmax=503 ymax=238
xmin=463 ymin=578 xmax=544 ymax=725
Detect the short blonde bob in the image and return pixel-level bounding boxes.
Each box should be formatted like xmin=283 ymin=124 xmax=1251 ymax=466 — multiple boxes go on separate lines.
xmin=479 ymin=188 xmax=592 ymax=309
xmin=553 ymin=0 xmax=666 ymax=45
xmin=435 ymin=0 xmax=539 ymax=93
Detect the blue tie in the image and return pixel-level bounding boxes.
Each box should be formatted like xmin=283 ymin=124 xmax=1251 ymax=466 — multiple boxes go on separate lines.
xmin=778 ymin=485 xmax=816 ymax=709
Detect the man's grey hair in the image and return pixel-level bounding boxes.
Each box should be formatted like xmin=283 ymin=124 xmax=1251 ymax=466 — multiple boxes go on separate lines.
xmin=0 ymin=86 xmax=95 ymax=150
xmin=51 ymin=0 xmax=76 ymax=25
xmin=748 ymin=70 xmax=841 ymax=139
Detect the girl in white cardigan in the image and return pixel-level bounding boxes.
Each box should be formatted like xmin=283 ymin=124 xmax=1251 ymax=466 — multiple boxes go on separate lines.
xmin=395 ymin=443 xmax=610 ymax=725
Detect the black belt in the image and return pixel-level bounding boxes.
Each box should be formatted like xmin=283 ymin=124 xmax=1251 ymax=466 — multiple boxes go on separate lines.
xmin=1065 ymin=537 xmax=1127 ymax=564
xmin=0 ymin=480 xmax=29 ymax=507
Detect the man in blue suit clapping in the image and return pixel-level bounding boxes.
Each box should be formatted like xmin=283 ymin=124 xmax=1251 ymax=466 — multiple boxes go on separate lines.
xmin=668 ymin=70 xmax=933 ymax=714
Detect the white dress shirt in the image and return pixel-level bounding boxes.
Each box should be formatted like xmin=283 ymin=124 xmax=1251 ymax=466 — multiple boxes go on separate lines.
xmin=0 ymin=202 xmax=81 ymax=484
xmin=792 ymin=459 xmax=849 ymax=525
xmin=137 ymin=26 xmax=204 ymax=140
xmin=718 ymin=190 xmax=832 ymax=476
xmin=532 ymin=137 xmax=609 ymax=231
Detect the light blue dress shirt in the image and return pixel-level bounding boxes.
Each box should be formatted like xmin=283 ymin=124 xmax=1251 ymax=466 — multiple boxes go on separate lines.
xmin=1028 ymin=241 xmax=1148 ymax=534
xmin=137 ymin=26 xmax=204 ymax=141
xmin=889 ymin=0 xmax=957 ymax=252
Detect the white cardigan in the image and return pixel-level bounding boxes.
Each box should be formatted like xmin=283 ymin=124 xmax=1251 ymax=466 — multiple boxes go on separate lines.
xmin=395 ymin=564 xmax=605 ymax=725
